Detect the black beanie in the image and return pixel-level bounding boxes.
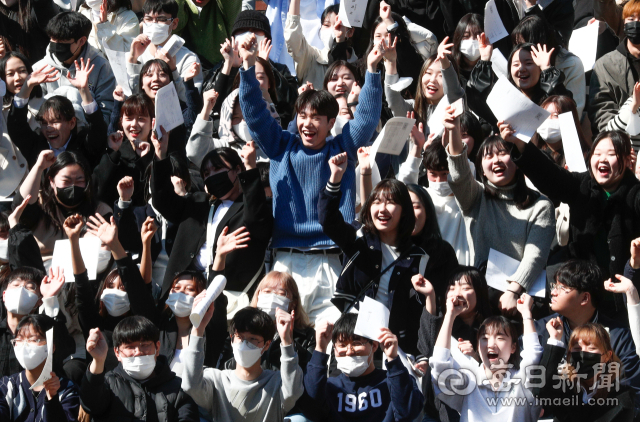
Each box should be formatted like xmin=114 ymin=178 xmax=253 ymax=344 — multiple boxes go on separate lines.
xmin=231 ymin=10 xmax=271 ymax=41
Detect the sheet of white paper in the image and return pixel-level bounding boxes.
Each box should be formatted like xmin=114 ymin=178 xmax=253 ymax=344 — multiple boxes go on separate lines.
xmin=485 ymin=248 xmax=546 ymax=298
xmin=338 ymin=0 xmax=367 ymax=28
xmin=370 ymin=117 xmax=415 ymax=157
xmin=484 ymin=0 xmax=509 ymax=44
xmin=51 ymin=237 xmax=101 ymax=281
xmin=162 ymin=35 xmax=185 ymax=58
xmin=559 ymin=112 xmax=587 ymax=172
xmin=388 ymin=77 xmax=413 ymax=92
xmin=103 ymin=48 xmax=132 ymax=96
xmin=30 ymin=328 xmax=53 ymax=390
xmin=154 ymin=83 xmax=184 ymax=138
xmin=486 ymin=77 xmax=551 ymax=142
xmin=354 ymin=296 xmax=390 ymax=341
xmin=491 ymin=49 xmax=509 ymax=80
xmin=428 ymin=96 xmax=450 ymax=137
xmin=568 ymin=24 xmax=599 ymax=72
xmin=627 ymin=111 xmax=640 ymax=136
xmin=190 ymin=275 xmax=227 ymax=328
xmin=450 ymin=98 xmax=464 ymax=118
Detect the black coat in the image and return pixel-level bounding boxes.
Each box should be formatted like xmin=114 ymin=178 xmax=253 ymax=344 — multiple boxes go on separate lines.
xmin=6 ymin=101 xmax=108 ymax=169
xmin=80 ymin=355 xmax=199 ymax=422
xmin=150 ymin=158 xmax=273 ymax=297
xmin=318 ymin=187 xmax=429 ymax=360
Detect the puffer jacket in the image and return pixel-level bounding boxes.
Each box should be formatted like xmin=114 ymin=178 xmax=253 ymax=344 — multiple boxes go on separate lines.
xmin=80 ymin=355 xmax=199 ymax=422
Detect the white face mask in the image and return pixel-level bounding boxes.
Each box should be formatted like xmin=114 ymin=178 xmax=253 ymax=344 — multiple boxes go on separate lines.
xmin=429 ymin=181 xmax=453 ymax=197
xmin=0 ymin=238 xmax=8 ymax=263
xmin=331 ymin=116 xmax=350 ymax=137
xmin=4 ymin=286 xmax=39 ymax=315
xmin=459 ymin=39 xmax=480 ymax=62
xmin=143 ymin=22 xmax=171 ymax=45
xmin=232 ymin=340 xmax=264 ymax=367
xmin=233 ymin=120 xmax=253 ymax=143
xmin=13 ymin=343 xmax=48 ymax=370
xmin=121 ymin=353 xmax=157 ymax=380
xmin=257 ymin=293 xmax=291 ymax=319
xmin=165 ymin=292 xmax=194 ymax=317
xmin=97 ymin=249 xmax=112 ymax=274
xmin=336 ymin=348 xmax=372 ymax=377
xmin=0 ymin=0 xmax=18 ymax=7
xmin=100 ymin=288 xmax=130 ymax=317
xmin=85 ymin=0 xmax=102 ymax=10
xmin=320 ymin=28 xmax=335 ymax=50
xmin=536 ymin=117 xmax=562 ymax=143
xmin=236 ymin=31 xmax=266 ymax=50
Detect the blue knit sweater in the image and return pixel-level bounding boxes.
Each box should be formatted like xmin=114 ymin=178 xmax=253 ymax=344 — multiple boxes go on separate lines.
xmin=239 ymin=66 xmax=382 ymax=248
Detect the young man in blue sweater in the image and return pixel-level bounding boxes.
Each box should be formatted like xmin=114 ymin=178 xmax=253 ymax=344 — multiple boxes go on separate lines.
xmin=301 ymin=313 xmax=424 ymax=421
xmin=238 ymin=33 xmax=385 ymax=325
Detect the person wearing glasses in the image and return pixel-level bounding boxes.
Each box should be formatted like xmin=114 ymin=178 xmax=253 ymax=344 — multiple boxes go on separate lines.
xmin=533 ymin=259 xmax=640 ymax=410
xmin=126 ymin=0 xmax=203 ymax=102
xmin=0 ymin=314 xmax=80 ymax=422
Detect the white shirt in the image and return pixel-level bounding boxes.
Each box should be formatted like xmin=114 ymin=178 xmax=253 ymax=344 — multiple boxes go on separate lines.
xmin=376 ymin=242 xmax=399 ymax=309
xmin=196 ymin=199 xmax=233 ymax=271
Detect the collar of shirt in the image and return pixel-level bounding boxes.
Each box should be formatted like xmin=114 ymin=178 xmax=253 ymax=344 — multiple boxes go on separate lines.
xmin=50 ymin=135 xmax=72 ymax=156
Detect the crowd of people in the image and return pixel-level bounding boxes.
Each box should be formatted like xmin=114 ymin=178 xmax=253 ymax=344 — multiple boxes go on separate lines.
xmin=2 ymin=0 xmax=640 ymax=420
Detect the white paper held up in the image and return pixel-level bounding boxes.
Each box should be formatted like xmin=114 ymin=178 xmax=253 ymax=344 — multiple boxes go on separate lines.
xmin=484 ymin=0 xmax=509 ymax=44
xmin=30 ymin=328 xmax=54 ymax=390
xmin=51 ymin=237 xmax=101 ymax=281
xmin=427 ymin=96 xmax=450 ymax=137
xmin=190 ymin=275 xmax=227 ymax=328
xmin=491 ymin=49 xmax=509 ymax=80
xmin=162 ymin=34 xmax=185 ymax=58
xmin=388 ymin=76 xmax=413 ymax=92
xmin=354 ymin=296 xmax=390 ymax=341
xmin=338 ymin=0 xmax=367 ymax=28
xmin=103 ymin=49 xmax=132 ymax=96
xmin=486 ymin=77 xmax=551 ymax=142
xmin=568 ymin=24 xmax=599 ymax=72
xmin=485 ymin=248 xmax=546 ymax=298
xmin=154 ymin=83 xmax=184 ymax=138
xmin=370 ymin=117 xmax=416 ymax=158
xmin=559 ymin=112 xmax=587 ymax=172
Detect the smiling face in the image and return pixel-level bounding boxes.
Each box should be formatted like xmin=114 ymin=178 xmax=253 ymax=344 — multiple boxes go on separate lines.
xmin=481 ymin=143 xmax=517 ymax=186
xmin=40 ymin=109 xmax=76 ymax=149
xmin=409 ymin=191 xmax=426 ymax=236
xmin=297 ymin=105 xmax=335 ymax=149
xmin=326 ymin=66 xmax=356 ymax=97
xmin=421 ymin=62 xmax=444 ymax=103
xmin=141 ymin=62 xmax=170 ymax=100
xmin=479 ymin=325 xmax=516 ymax=370
xmin=122 ymin=110 xmax=152 ymax=143
xmin=446 ymin=276 xmax=477 ymax=319
xmin=510 ymin=49 xmax=541 ymax=95
xmin=590 ymin=138 xmax=626 ymax=191
xmin=370 ymin=192 xmax=402 ymax=237
xmin=4 ymin=56 xmax=28 ymax=95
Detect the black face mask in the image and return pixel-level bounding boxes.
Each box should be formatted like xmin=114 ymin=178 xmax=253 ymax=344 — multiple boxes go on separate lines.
xmin=204 ymin=170 xmax=236 ymax=199
xmin=56 ymin=185 xmax=86 ymax=207
xmin=570 ymin=351 xmax=602 ymax=379
xmin=50 ymin=41 xmax=76 ymax=63
xmin=625 ymin=21 xmax=640 ymax=45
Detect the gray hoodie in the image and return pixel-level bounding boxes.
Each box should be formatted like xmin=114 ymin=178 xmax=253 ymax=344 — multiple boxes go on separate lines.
xmin=33 ymin=42 xmax=116 ymax=125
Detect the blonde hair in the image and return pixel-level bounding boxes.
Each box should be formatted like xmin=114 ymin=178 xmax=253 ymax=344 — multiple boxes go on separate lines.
xmin=250 ymin=271 xmax=311 ymax=329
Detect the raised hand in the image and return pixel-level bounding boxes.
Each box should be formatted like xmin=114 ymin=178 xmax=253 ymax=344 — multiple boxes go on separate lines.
xmin=150 ymin=118 xmax=169 ymax=159
xmin=378 ymin=327 xmax=398 ymax=360
xmin=221 ymin=38 xmax=234 ymax=62
xmin=605 ymin=274 xmax=640 ymax=305
xmin=379 ymin=0 xmax=392 ymax=19
xmin=130 ymin=34 xmax=151 ymax=61
xmin=328 ymin=152 xmax=348 ymax=183
xmin=445 ymin=295 xmax=466 ymax=318
xmin=99 ymin=0 xmax=108 ymax=23
xmin=367 ymin=40 xmax=385 ymax=73
xmin=298 ymin=81 xmax=314 ymax=95
xmin=238 ymin=33 xmax=258 ymax=68
xmin=216 ymin=226 xmax=250 ymax=256
xmin=477 ymin=33 xmax=493 ymax=62
xmin=408 ymin=110 xmax=426 ymax=154
xmin=86 ymin=328 xmax=108 ymax=363
xmin=67 ymin=58 xmax=95 ymax=90
xmin=113 ymin=85 xmax=126 ymax=102
xmin=42 ymin=372 xmax=61 ymax=400
xmin=275 ymin=307 xmax=295 ymax=346
xmin=497 ymin=120 xmax=517 ymax=143
xmin=184 ymin=61 xmax=201 ymax=82
xmin=442 ymin=104 xmax=458 ymax=131
xmin=41 ymin=266 xmax=65 ymax=298
xmin=192 ymin=290 xmax=215 ymax=336
xmin=86 ymin=213 xmax=118 ymax=247
xmin=632 ymin=82 xmax=640 ymax=114
xmin=516 ymin=292 xmax=533 ymax=318
xmin=334 ymin=17 xmax=350 ymax=43
xmin=631 ymin=237 xmax=640 ymax=269
xmin=258 ymin=37 xmax=272 ymax=61
xmin=155 ymin=48 xmax=177 ymax=71
xmin=108 ymin=130 xmax=124 ymax=152
xmin=437 ymin=36 xmax=454 ymax=68
xmin=457 ymin=339 xmax=475 ymax=356
xmin=63 ymin=214 xmax=84 ymax=241
xmin=36 ymin=150 xmax=56 ymax=171
xmin=117 ymin=176 xmax=134 ymax=202
xmin=546 ymin=316 xmax=563 ymax=341
xmin=357 ymin=146 xmax=372 ymax=172
xmin=382 ymin=33 xmax=397 ymax=63
xmin=141 ymin=216 xmax=157 ymax=245
xmin=348 ymin=82 xmax=360 ymax=108
xmin=27 ymin=65 xmax=60 ymax=89
xmin=315 ymin=320 xmax=334 ymax=353
xmin=411 ymin=274 xmax=434 ymax=297
xmin=203 ymin=89 xmax=219 ymax=110
xmin=8 ymin=195 xmax=30 ymax=228
xmin=240 ymin=141 xmax=257 ymax=170
xmin=530 ymin=43 xmax=554 ymax=71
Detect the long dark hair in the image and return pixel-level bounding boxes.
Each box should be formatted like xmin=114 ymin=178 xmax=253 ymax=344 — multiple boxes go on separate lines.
xmin=460 ymin=111 xmax=483 ymax=163
xmin=119 ymin=93 xmax=155 ymax=141
xmin=511 ymin=15 xmax=561 ymax=62
xmin=475 ymin=135 xmax=539 ymax=210
xmin=452 ymin=13 xmax=483 ymax=71
xmin=406 ymin=184 xmax=442 ymax=246
xmin=360 ymin=179 xmax=415 ymax=251
xmin=0 ymin=51 xmax=42 ymax=105
xmin=0 ymin=0 xmax=34 ymax=33
xmin=138 ymin=59 xmax=174 ymax=101
xmin=441 ymin=266 xmax=492 ymax=324
xmin=507 ymin=43 xmax=546 ymax=103
xmin=323 ymin=60 xmax=361 ymax=91
xmin=41 ymin=151 xmax=96 ymax=233
xmin=96 ymin=268 xmax=123 ymax=318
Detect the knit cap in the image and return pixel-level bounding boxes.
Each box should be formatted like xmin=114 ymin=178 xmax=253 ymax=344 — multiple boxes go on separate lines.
xmin=231 ymin=10 xmax=271 ymax=40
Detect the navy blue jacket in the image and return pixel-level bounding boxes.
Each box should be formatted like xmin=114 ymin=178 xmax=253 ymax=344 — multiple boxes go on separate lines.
xmin=318 ymin=186 xmax=429 ymax=360
xmin=302 ymin=350 xmax=423 ymax=422
xmin=0 ymin=371 xmax=79 ymax=421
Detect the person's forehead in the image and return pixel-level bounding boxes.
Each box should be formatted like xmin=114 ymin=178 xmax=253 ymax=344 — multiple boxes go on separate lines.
xmin=17 ymin=325 xmax=43 ymax=338
xmin=236 ymin=330 xmax=264 ymax=340
xmin=51 ymin=38 xmax=75 ymax=44
xmin=145 ymin=10 xmax=171 ymax=17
